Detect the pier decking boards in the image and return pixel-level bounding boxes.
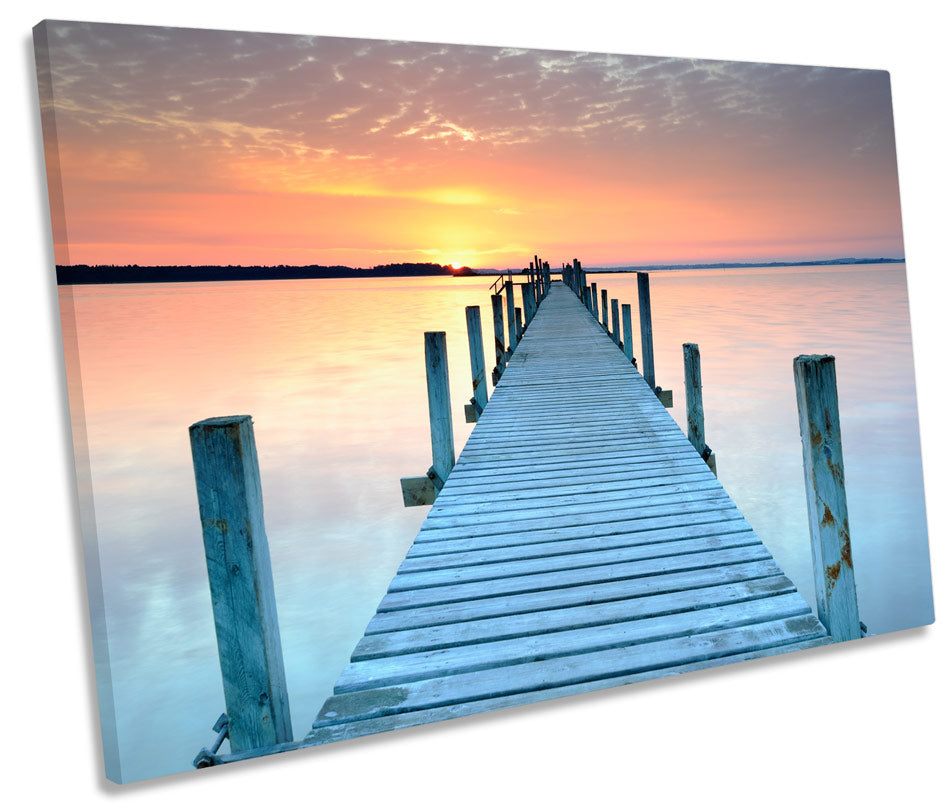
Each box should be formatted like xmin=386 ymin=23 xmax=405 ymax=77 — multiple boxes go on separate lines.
xmin=296 ymin=281 xmax=832 ymax=748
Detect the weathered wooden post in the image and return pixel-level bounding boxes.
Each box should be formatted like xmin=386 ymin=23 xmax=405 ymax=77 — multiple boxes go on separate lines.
xmin=400 ymin=332 xmax=455 ymax=506
xmin=425 ymin=331 xmax=455 ymax=486
xmin=584 ymin=285 xmax=592 ymax=312
xmin=683 ymin=343 xmax=716 ymax=474
xmin=521 ymin=282 xmax=534 ymax=326
xmin=490 ymin=294 xmax=506 ymax=384
xmin=622 ymin=304 xmax=635 ymax=363
xmin=505 ymin=279 xmax=517 ymax=355
xmin=637 ymin=272 xmax=656 ymax=390
xmin=189 ymin=416 xmax=294 ymax=754
xmin=793 ymin=354 xmax=862 ymax=642
xmin=601 ymin=289 xmax=609 ymax=331
xmin=464 ymin=306 xmax=488 ymax=423
xmin=515 ymin=307 xmax=524 ymax=342
xmin=610 ymin=298 xmax=621 ymax=347
xmin=591 ymin=282 xmax=599 ymax=322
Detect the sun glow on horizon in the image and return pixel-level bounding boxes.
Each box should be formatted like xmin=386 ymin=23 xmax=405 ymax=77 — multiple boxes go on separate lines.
xmin=37 ymin=22 xmax=905 ymax=268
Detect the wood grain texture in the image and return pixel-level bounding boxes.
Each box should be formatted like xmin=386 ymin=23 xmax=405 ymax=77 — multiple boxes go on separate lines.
xmin=793 ymin=354 xmax=861 ymax=641
xmin=189 ymin=416 xmax=293 ymax=752
xmin=465 ymin=306 xmax=488 ymax=416
xmin=622 ymin=303 xmax=634 ymax=362
xmin=505 ymin=279 xmax=517 ymax=354
xmin=638 ymin=272 xmax=656 ymax=390
xmin=683 ymin=342 xmax=706 ymax=455
xmin=424 ymin=332 xmax=455 ymax=485
xmin=490 ymin=294 xmax=506 ymax=377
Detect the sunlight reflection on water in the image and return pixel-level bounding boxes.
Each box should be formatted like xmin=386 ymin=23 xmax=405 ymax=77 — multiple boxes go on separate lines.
xmin=60 ymin=266 xmax=932 ymax=781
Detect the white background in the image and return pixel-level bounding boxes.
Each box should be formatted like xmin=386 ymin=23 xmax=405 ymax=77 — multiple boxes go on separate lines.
xmin=3 ymin=1 xmax=946 ymax=807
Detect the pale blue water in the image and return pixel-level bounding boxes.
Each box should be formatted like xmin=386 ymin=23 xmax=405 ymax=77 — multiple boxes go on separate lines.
xmin=59 ymin=265 xmax=933 ymax=782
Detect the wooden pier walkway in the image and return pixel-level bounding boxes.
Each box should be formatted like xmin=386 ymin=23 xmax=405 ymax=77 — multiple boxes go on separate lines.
xmin=300 ymin=281 xmax=832 ymax=746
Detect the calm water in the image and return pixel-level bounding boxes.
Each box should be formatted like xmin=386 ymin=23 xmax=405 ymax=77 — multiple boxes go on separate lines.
xmin=60 ymin=266 xmax=933 ymax=782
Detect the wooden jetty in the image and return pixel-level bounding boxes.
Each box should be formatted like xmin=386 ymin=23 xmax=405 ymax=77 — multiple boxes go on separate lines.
xmin=192 ymin=260 xmax=867 ymax=768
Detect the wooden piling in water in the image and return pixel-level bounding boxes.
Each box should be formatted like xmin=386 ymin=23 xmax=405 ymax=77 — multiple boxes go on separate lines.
xmin=637 ymin=272 xmax=656 ymax=391
xmin=425 ymin=331 xmax=455 ymax=488
xmin=591 ymin=282 xmax=599 ymax=322
xmin=465 ymin=306 xmax=488 ymax=422
xmin=601 ymin=289 xmax=608 ymax=331
xmin=504 ymin=279 xmax=517 ymax=355
xmin=521 ymin=282 xmax=534 ymax=326
xmin=610 ymin=298 xmax=621 ymax=347
xmin=490 ymin=294 xmax=506 ymax=384
xmin=188 ymin=416 xmax=293 ymax=754
xmin=683 ymin=343 xmax=716 ymax=474
xmin=793 ymin=354 xmax=861 ymax=643
xmin=515 ymin=307 xmax=523 ymax=342
xmin=622 ymin=303 xmax=634 ymax=363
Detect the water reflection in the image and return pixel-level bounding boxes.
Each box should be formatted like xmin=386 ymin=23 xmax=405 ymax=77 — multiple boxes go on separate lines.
xmin=60 ymin=266 xmax=932 ymax=781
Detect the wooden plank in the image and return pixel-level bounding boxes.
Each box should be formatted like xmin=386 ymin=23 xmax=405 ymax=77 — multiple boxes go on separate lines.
xmin=337 ymin=592 xmax=812 ymax=692
xmin=436 ymin=464 xmax=717 ymax=501
xmin=316 ymin=615 xmax=829 ymax=725
xmin=431 ymin=471 xmax=718 ymax=509
xmin=377 ymin=545 xmax=773 ymax=612
xmin=354 ymin=575 xmax=797 ymax=659
xmin=421 ymin=483 xmax=727 ymax=527
xmin=407 ymin=519 xmax=755 ymax=562
xmin=366 ymin=559 xmax=787 ymax=633
xmin=400 ymin=475 xmax=436 ymax=507
xmin=396 ymin=533 xmax=763 ymax=592
xmin=188 ymin=416 xmax=293 ymax=752
xmin=412 ymin=494 xmax=738 ymax=543
xmin=793 ymin=354 xmax=862 ymax=641
xmin=404 ymin=524 xmax=757 ymax=573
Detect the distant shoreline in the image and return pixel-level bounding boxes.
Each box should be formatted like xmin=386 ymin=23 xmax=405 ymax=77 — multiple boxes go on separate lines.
xmin=55 ymin=257 xmax=904 ymax=285
xmin=583 ymin=257 xmax=905 ymax=273
xmin=55 ymin=262 xmax=477 ymax=285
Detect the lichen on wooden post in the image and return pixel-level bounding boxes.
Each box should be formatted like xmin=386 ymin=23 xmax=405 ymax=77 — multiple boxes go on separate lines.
xmin=189 ymin=416 xmax=293 ymax=753
xmin=793 ymin=354 xmax=861 ymax=643
xmin=637 ymin=272 xmax=656 ymax=390
xmin=465 ymin=306 xmax=488 ymax=420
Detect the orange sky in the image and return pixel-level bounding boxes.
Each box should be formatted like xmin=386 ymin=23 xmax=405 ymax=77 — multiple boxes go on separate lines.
xmin=36 ymin=22 xmax=905 ymax=268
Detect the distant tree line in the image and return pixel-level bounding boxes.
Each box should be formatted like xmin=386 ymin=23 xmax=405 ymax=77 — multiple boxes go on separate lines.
xmin=55 ymin=262 xmax=476 ymax=285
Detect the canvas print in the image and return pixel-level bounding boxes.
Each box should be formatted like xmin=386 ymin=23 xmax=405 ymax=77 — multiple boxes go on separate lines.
xmin=34 ymin=19 xmax=934 ymax=783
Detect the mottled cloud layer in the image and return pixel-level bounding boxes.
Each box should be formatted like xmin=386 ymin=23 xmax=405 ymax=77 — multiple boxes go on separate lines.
xmin=37 ymin=21 xmax=903 ymax=266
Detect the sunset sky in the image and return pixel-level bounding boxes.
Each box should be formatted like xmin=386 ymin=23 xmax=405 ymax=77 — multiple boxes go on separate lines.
xmin=36 ymin=21 xmax=905 ymax=268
